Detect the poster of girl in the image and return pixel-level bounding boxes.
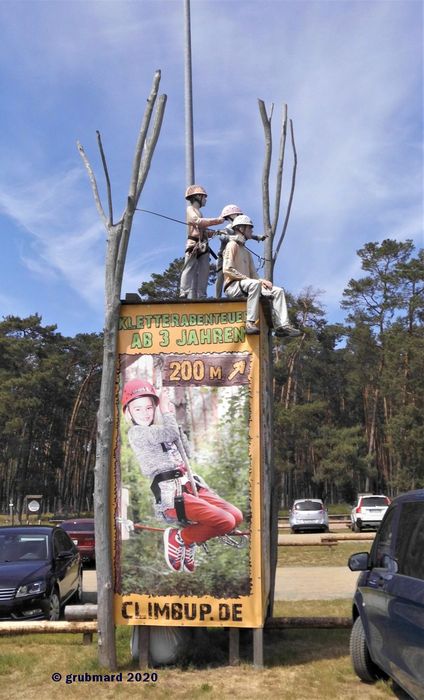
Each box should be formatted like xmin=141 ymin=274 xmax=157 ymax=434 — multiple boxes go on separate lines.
xmin=121 ymin=377 xmax=244 ymax=576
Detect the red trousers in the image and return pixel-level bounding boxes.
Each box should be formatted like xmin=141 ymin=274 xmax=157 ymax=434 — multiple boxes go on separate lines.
xmin=164 ymin=485 xmax=243 ymax=546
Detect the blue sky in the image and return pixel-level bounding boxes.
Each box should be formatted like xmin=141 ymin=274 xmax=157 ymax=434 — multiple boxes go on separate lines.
xmin=0 ymin=0 xmax=422 ymax=336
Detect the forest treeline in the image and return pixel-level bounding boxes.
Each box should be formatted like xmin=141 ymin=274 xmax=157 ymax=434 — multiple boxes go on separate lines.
xmin=0 ymin=238 xmax=422 ymax=515
xmin=0 ymin=318 xmax=102 ymax=516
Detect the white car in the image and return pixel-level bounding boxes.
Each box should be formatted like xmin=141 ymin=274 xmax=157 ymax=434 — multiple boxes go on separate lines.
xmin=289 ymin=499 xmax=329 ymax=533
xmin=350 ymin=494 xmax=391 ymax=532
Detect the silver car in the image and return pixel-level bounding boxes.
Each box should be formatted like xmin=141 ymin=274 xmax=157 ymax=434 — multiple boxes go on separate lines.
xmin=289 ymin=499 xmax=329 ymax=533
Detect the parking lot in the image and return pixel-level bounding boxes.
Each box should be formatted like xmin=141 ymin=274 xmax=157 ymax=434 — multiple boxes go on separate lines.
xmin=82 ymin=526 xmax=370 ymax=603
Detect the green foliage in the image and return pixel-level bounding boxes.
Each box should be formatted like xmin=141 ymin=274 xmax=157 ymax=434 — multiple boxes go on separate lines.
xmin=121 ymin=530 xmax=250 ymax=597
xmin=138 ymin=257 xmax=184 ymax=300
xmin=138 ymin=256 xmax=217 ymax=300
xmin=313 ymin=426 xmax=368 ymax=502
xmin=0 ymin=314 xmax=102 ymax=514
xmin=274 ymin=241 xmax=424 ymax=504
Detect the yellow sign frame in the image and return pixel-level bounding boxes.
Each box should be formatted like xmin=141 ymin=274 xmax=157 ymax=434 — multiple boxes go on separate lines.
xmin=112 ymin=300 xmax=267 ymax=628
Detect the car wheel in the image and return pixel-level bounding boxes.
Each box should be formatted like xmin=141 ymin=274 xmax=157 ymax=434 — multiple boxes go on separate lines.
xmin=350 ymin=617 xmax=380 ymax=682
xmin=43 ymin=588 xmax=61 ymax=621
xmin=353 ymin=522 xmax=361 ymax=533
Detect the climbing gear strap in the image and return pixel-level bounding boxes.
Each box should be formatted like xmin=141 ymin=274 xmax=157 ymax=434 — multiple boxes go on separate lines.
xmin=150 ymin=468 xmax=184 ymax=503
xmin=174 ymin=495 xmax=188 ymax=523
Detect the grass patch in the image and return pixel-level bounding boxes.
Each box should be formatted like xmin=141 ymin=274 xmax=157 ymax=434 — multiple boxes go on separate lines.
xmin=278 ymin=541 xmax=372 ymax=567
xmin=0 ymin=626 xmax=400 ymax=700
xmin=272 ymin=598 xmax=352 ymax=618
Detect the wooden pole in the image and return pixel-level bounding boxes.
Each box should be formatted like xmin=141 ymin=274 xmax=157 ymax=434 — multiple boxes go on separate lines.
xmin=0 ymin=621 xmax=97 ymax=635
xmin=184 ymin=0 xmax=195 ymax=186
xmin=253 ymin=628 xmax=264 ymax=668
xmin=229 ymin=628 xmax=240 ymax=665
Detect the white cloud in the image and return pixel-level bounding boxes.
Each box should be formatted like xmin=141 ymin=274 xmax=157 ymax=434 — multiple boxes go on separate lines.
xmin=0 ymin=167 xmax=106 ymax=306
xmin=0 ymin=0 xmax=421 ymax=333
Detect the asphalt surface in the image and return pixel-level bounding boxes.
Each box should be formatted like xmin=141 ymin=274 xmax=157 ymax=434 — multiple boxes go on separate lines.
xmin=274 ymin=566 xmax=358 ymax=600
xmin=83 ymin=565 xmax=358 ymax=602
xmin=82 ymin=529 xmax=369 ymax=602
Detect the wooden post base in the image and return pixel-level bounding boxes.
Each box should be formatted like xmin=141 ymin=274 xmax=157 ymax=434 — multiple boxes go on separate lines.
xmin=138 ymin=626 xmax=150 ymax=668
xmin=253 ymin=628 xmax=264 ymax=668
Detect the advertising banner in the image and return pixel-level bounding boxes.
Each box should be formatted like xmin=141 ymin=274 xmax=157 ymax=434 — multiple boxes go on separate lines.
xmin=113 ymin=301 xmax=265 ymax=627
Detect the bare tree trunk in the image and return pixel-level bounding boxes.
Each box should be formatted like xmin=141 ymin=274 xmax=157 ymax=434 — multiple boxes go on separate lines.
xmin=258 ymin=100 xmax=298 ymax=620
xmin=78 ymin=71 xmax=167 ymax=669
xmin=258 ymin=100 xmax=297 ymax=282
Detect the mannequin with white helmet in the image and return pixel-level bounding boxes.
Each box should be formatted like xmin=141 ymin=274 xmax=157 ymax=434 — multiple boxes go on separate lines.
xmin=214 ymin=207 xmax=269 ymax=297
xmin=179 ymin=185 xmax=224 ymax=299
xmin=223 ymin=216 xmax=301 ymax=337
xmin=213 ymin=204 xmax=242 ymax=297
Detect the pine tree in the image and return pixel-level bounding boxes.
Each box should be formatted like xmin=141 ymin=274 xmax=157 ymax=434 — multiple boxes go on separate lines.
xmin=138 ymin=257 xmax=184 ymax=300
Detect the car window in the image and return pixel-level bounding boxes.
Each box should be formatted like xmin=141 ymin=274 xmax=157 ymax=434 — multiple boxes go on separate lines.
xmin=395 ymin=502 xmax=424 ymax=580
xmin=0 ymin=534 xmax=48 ymax=561
xmin=372 ymin=507 xmax=396 ymax=567
xmin=294 ymin=501 xmax=323 ymax=511
xmin=54 ymin=529 xmax=75 ymax=555
xmin=361 ymin=496 xmax=389 ymax=507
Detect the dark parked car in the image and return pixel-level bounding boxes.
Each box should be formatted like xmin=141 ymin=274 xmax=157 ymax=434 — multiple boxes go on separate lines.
xmin=348 ymin=489 xmax=424 ymax=700
xmin=0 ymin=526 xmax=82 ymax=621
xmin=60 ymin=519 xmax=95 ymax=564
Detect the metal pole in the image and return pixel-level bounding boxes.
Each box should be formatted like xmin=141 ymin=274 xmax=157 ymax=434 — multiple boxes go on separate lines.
xmin=184 ymin=0 xmax=195 ymax=186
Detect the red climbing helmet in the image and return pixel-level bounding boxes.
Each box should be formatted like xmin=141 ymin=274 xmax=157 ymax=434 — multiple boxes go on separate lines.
xmin=121 ymin=379 xmax=159 ymax=410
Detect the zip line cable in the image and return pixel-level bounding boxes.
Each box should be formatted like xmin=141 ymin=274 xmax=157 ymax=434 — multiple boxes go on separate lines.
xmin=136 ymin=207 xmax=271 ymax=268
xmin=136 ymin=208 xmax=187 ymax=227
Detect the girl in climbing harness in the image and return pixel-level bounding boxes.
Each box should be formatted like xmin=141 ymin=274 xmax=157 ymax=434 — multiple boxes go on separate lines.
xmin=122 ymin=378 xmax=244 ymax=574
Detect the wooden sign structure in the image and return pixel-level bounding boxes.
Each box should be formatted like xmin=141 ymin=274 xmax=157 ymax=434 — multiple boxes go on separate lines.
xmin=110 ymin=298 xmax=274 ymax=663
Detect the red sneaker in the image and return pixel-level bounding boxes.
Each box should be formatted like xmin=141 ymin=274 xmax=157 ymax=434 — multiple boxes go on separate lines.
xmin=183 ymin=543 xmax=196 ymax=573
xmin=163 ymin=528 xmax=185 ymax=572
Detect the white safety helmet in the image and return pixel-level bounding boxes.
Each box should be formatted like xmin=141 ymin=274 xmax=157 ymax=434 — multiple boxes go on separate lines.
xmin=232 ymin=215 xmax=253 ymax=229
xmin=220 ymin=204 xmax=243 ymax=219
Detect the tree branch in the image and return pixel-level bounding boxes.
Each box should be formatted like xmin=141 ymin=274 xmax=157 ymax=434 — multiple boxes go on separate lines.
xmin=127 ymin=69 xmax=162 ymax=207
xmin=96 ymin=131 xmax=113 ymax=226
xmin=136 ymin=93 xmax=168 ymax=203
xmin=273 ymin=119 xmax=297 ymax=263
xmin=271 ymin=104 xmax=288 ymax=234
xmin=77 ymin=142 xmax=108 ymax=228
xmin=258 ymin=99 xmax=272 ymax=236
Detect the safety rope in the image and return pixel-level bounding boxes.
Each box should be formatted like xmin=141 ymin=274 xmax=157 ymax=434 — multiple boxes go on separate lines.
xmin=136 ymin=207 xmax=270 ymax=271
xmin=133 ymin=523 xmax=249 ymax=537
